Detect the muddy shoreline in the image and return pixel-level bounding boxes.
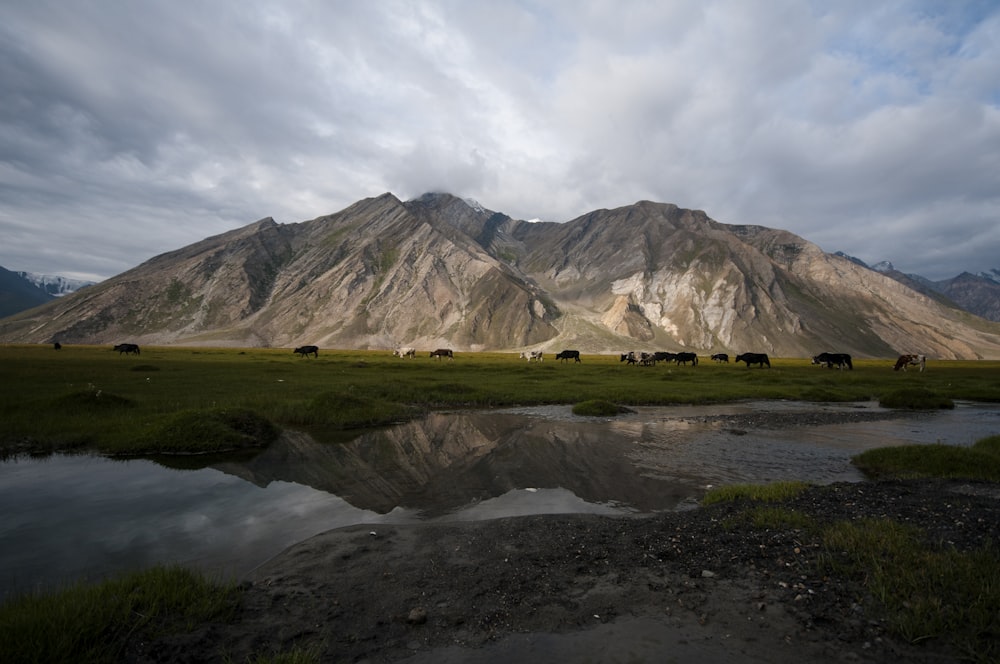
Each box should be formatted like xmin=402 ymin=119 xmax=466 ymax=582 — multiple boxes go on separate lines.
xmin=128 ymin=479 xmax=999 ymax=664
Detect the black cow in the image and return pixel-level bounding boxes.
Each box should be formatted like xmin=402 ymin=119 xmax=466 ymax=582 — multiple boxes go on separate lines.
xmin=735 ymin=352 xmax=770 ymax=368
xmin=674 ymin=352 xmax=698 ymax=366
xmin=113 ymin=343 xmax=140 ymax=356
xmin=555 ymin=349 xmax=581 ymax=363
xmin=653 ymin=351 xmax=676 ymax=364
xmin=620 ymin=352 xmax=637 ymax=365
xmin=711 ymin=353 xmax=728 ymax=363
xmin=430 ymin=348 xmax=454 ymax=360
xmin=294 ymin=345 xmax=319 ymax=358
xmin=53 ymin=342 xmax=62 ymax=351
xmin=812 ymin=352 xmax=853 ymax=370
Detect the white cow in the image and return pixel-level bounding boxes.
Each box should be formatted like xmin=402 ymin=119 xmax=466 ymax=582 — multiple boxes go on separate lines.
xmin=519 ymin=350 xmax=544 ymax=362
xmin=393 ymin=347 xmax=416 ymax=358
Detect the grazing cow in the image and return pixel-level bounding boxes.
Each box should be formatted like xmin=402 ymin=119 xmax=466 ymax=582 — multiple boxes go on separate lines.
xmin=555 ymin=349 xmax=581 ymax=363
xmin=711 ymin=353 xmax=728 ymax=363
xmin=394 ymin=347 xmax=416 ymax=358
xmin=674 ymin=352 xmax=698 ymax=366
xmin=735 ymin=352 xmax=770 ymax=368
xmin=430 ymin=348 xmax=454 ymax=360
xmin=620 ymin=351 xmax=637 ymax=365
xmin=53 ymin=342 xmax=62 ymax=351
xmin=293 ymin=345 xmax=319 ymax=358
xmin=113 ymin=343 xmax=140 ymax=356
xmin=653 ymin=351 xmax=677 ymax=364
xmin=518 ymin=350 xmax=543 ymax=362
xmin=893 ymin=354 xmax=926 ymax=372
xmin=812 ymin=352 xmax=853 ymax=370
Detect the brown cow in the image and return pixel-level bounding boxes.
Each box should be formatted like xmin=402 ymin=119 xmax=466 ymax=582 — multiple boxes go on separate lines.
xmin=893 ymin=354 xmax=926 ymax=372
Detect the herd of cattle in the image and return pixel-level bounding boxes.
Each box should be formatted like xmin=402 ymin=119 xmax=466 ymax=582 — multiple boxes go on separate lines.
xmin=381 ymin=346 xmax=927 ymax=370
xmin=102 ymin=342 xmax=928 ymax=371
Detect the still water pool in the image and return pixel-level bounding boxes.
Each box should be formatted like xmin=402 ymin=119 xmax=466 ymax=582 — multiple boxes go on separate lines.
xmin=2 ymin=400 xmax=998 ymax=599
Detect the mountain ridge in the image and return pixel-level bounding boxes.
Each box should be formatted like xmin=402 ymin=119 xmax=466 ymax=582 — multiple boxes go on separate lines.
xmin=2 ymin=193 xmax=1000 ymax=359
xmin=835 ymin=254 xmax=1000 ymax=323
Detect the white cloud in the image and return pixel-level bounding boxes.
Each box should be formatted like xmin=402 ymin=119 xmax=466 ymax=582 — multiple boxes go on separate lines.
xmin=0 ymin=0 xmax=997 ymax=281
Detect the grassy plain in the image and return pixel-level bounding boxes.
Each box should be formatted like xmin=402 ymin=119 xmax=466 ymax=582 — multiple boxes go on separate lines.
xmin=2 ymin=344 xmax=999 ymax=455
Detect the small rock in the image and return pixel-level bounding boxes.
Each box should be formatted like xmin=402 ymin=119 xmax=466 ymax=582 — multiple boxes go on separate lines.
xmin=407 ymin=607 xmax=428 ymax=625
xmin=701 ymin=570 xmax=716 ymax=578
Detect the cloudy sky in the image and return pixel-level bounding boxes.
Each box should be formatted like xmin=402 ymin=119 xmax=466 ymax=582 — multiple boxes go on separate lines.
xmin=1 ymin=1 xmax=998 ymax=282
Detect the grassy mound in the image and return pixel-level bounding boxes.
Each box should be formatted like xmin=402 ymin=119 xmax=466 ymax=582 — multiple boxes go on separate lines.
xmin=52 ymin=390 xmax=136 ymax=413
xmin=124 ymin=407 xmax=280 ymax=455
xmin=853 ymin=435 xmax=1000 ymax=480
xmin=271 ymin=391 xmax=420 ymax=432
xmin=571 ymin=399 xmax=632 ymax=416
xmin=878 ymin=387 xmax=954 ymax=409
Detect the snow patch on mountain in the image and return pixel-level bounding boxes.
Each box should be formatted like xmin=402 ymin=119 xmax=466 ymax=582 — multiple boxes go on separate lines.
xmin=16 ymin=272 xmax=96 ymax=297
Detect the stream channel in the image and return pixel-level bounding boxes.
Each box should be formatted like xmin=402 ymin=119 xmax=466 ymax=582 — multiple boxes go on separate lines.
xmin=2 ymin=400 xmax=998 ymax=599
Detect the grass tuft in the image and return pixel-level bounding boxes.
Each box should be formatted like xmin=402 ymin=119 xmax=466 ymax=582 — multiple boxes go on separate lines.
xmin=118 ymin=407 xmax=280 ymax=455
xmin=853 ymin=436 xmax=1000 ymax=480
xmin=0 ymin=565 xmax=238 ymax=664
xmin=878 ymin=387 xmax=954 ymax=410
xmin=269 ymin=391 xmax=420 ymax=432
xmin=571 ymin=399 xmax=631 ymax=416
xmin=702 ymin=480 xmax=812 ymax=506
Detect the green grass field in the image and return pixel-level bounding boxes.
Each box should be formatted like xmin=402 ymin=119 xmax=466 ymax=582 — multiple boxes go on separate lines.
xmin=2 ymin=343 xmax=999 ymax=455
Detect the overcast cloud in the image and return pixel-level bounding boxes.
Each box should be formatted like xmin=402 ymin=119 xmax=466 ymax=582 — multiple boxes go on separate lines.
xmin=1 ymin=0 xmax=997 ymax=282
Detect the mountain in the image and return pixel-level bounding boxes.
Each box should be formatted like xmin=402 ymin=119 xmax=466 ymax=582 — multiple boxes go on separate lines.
xmin=838 ymin=254 xmax=1000 ymax=323
xmin=0 ymin=265 xmax=53 ymax=318
xmin=15 ymin=272 xmax=96 ymax=298
xmin=936 ymin=272 xmax=1000 ymax=322
xmin=2 ymin=192 xmax=1000 ymax=359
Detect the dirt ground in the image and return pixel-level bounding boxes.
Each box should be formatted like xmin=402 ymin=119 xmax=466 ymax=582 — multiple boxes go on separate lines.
xmin=130 ymin=475 xmax=1000 ymax=663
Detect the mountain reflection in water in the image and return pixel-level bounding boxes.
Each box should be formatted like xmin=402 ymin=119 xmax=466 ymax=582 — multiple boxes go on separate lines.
xmin=209 ymin=401 xmax=1000 ymax=516
xmin=212 ymin=410 xmax=685 ymax=516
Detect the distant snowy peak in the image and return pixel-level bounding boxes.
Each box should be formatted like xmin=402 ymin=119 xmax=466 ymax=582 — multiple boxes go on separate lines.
xmin=17 ymin=272 xmax=95 ymax=297
xmin=870 ymin=260 xmax=895 ymax=273
xmin=831 ymin=253 xmax=896 ymax=274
